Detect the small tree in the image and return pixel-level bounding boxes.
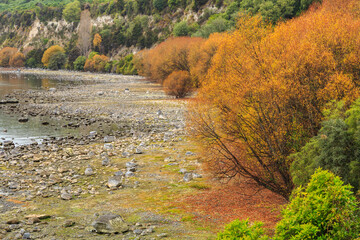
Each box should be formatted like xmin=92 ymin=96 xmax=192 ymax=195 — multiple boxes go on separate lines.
xmin=63 ymin=1 xmax=81 ymax=23
xmin=93 ymin=33 xmax=102 ymax=51
xmin=73 ymin=56 xmax=86 ymax=71
xmin=42 ymin=45 xmax=65 ymax=68
xmin=9 ymin=52 xmax=25 ymax=67
xmin=275 ymin=169 xmax=360 ymax=239
xmin=48 ymin=51 xmax=67 ymax=70
xmin=0 ymin=47 xmax=18 ymax=67
xmin=173 ymin=21 xmax=190 ymax=36
xmin=163 ymin=70 xmax=193 ymax=98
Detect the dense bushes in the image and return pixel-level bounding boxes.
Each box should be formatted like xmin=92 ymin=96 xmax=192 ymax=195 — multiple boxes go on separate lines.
xmin=0 ymin=47 xmax=18 ymax=67
xmin=135 ymin=37 xmax=205 ymax=97
xmin=163 ymin=70 xmax=193 ymax=98
xmin=73 ymin=56 xmax=86 ymax=71
xmin=48 ymin=51 xmax=67 ymax=70
xmin=291 ymin=99 xmax=360 ymax=192
xmin=42 ymin=45 xmax=65 ymax=68
xmin=275 ymin=169 xmax=360 ymax=239
xmin=188 ymin=0 xmax=360 ymax=199
xmin=9 ymin=52 xmax=25 ymax=67
xmin=217 ymin=219 xmax=268 ymax=240
xmin=218 ymin=170 xmax=360 ymax=239
xmin=63 ymin=0 xmax=81 ymax=23
xmin=84 ymin=53 xmax=109 ymax=72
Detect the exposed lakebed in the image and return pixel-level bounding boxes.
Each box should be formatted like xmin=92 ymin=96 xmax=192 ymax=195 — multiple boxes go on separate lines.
xmin=0 ymin=72 xmax=85 ymax=145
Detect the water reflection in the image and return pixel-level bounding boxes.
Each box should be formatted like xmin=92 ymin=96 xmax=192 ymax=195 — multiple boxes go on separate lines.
xmin=0 ymin=73 xmax=78 ymax=145
xmin=0 ymin=73 xmax=59 ymax=96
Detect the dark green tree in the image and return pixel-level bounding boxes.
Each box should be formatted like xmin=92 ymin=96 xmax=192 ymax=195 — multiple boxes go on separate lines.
xmin=63 ymin=1 xmax=81 ymax=23
xmin=48 ymin=51 xmax=66 ymax=70
xmin=73 ymin=56 xmax=86 ymax=71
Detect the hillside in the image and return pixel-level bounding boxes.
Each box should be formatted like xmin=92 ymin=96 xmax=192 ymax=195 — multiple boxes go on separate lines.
xmin=0 ymin=0 xmax=317 ymax=62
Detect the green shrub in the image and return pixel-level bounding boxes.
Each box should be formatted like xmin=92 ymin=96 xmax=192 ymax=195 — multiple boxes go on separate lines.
xmin=192 ymin=17 xmax=231 ymax=38
xmin=116 ymin=54 xmax=137 ymax=75
xmin=173 ymin=21 xmax=190 ymax=36
xmin=73 ymin=56 xmax=86 ymax=71
xmin=275 ymin=169 xmax=360 ymax=240
xmin=25 ymin=57 xmax=37 ymax=68
xmin=48 ymin=51 xmax=66 ymax=70
xmin=217 ymin=219 xmax=268 ymax=240
xmin=291 ymin=99 xmax=360 ymax=192
xmin=63 ymin=1 xmax=81 ymax=23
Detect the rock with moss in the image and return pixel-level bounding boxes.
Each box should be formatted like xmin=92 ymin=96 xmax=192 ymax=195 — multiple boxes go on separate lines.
xmin=89 ymin=214 xmax=129 ymax=234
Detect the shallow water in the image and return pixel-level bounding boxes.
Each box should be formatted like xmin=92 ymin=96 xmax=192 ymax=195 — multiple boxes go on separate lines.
xmin=0 ymin=73 xmax=78 ymax=145
xmin=0 ymin=73 xmax=60 ymax=96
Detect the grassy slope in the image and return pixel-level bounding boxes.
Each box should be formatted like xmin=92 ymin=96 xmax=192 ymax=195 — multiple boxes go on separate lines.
xmin=0 ymin=0 xmax=88 ymax=12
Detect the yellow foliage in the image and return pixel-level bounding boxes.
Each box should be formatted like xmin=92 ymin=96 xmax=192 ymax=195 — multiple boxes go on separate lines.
xmin=42 ymin=45 xmax=65 ymax=67
xmin=93 ymin=33 xmax=102 ymax=48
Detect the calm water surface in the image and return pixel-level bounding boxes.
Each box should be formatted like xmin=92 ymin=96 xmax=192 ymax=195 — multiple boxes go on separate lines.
xmin=0 ymin=73 xmax=78 ymax=145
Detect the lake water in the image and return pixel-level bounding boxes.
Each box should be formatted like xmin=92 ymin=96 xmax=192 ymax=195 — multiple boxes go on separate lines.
xmin=0 ymin=73 xmax=77 ymax=145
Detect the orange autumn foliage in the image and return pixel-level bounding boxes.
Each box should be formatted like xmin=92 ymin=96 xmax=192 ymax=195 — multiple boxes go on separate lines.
xmin=136 ymin=37 xmax=204 ymax=82
xmin=189 ymin=32 xmax=228 ymax=87
xmin=93 ymin=33 xmax=102 ymax=48
xmin=0 ymin=47 xmax=18 ymax=67
xmin=9 ymin=52 xmax=25 ymax=67
xmin=163 ymin=70 xmax=193 ymax=98
xmin=190 ymin=0 xmax=360 ymax=199
xmin=84 ymin=54 xmax=109 ymax=72
xmin=135 ymin=37 xmax=205 ymax=97
xmin=42 ymin=45 xmax=65 ymax=67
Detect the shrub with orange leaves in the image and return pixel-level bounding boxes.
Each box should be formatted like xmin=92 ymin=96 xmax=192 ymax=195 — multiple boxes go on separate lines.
xmin=189 ymin=32 xmax=228 ymax=87
xmin=42 ymin=45 xmax=65 ymax=68
xmin=135 ymin=37 xmax=205 ymax=84
xmin=84 ymin=53 xmax=109 ymax=72
xmin=9 ymin=52 xmax=25 ymax=67
xmin=190 ymin=0 xmax=360 ymax=200
xmin=163 ymin=70 xmax=193 ymax=98
xmin=0 ymin=47 xmax=18 ymax=67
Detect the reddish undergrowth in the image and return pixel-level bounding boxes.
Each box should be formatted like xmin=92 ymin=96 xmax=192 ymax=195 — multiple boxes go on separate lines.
xmin=179 ymin=179 xmax=287 ymax=230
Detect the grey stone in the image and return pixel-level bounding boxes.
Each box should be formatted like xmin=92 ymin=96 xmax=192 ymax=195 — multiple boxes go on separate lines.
xmin=107 ymin=177 xmax=122 ymax=189
xmin=183 ymin=173 xmax=193 ymax=182
xmin=90 ymin=214 xmax=128 ymax=234
xmin=125 ymin=171 xmax=135 ymax=177
xmin=104 ymin=136 xmax=116 ymax=143
xmin=192 ymin=173 xmax=202 ymax=179
xmin=22 ymin=232 xmax=31 ymax=239
xmin=104 ymin=143 xmax=113 ymax=150
xmin=85 ymin=167 xmax=94 ymax=176
xmin=133 ymin=229 xmax=143 ymax=235
xmin=102 ymin=157 xmax=110 ymax=166
xmin=61 ymin=193 xmax=72 ymax=200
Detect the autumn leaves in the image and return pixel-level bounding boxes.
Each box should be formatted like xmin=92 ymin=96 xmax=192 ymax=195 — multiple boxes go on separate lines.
xmin=136 ymin=0 xmax=360 ymax=199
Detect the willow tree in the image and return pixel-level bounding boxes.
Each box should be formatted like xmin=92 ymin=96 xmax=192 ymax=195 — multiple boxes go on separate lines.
xmin=190 ymin=0 xmax=360 ymax=200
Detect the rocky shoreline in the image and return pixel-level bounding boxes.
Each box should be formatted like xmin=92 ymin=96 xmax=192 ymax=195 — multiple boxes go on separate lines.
xmin=0 ymin=70 xmax=211 ymax=239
